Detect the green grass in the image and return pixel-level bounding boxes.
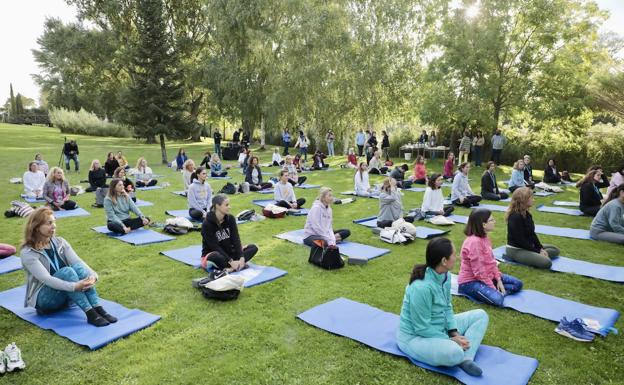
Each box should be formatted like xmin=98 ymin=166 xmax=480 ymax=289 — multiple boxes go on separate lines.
xmin=0 ymin=123 xmax=622 ymax=385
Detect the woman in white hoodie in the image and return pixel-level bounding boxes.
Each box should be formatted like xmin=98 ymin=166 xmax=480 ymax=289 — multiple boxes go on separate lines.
xmin=354 ymin=162 xmax=371 ymax=197
xmin=23 ymin=162 xmax=46 ymax=198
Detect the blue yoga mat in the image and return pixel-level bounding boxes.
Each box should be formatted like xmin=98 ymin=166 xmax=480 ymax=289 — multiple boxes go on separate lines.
xmin=340 ymin=191 xmax=379 ymax=199
xmin=352 ymin=217 xmax=449 ymax=239
xmin=256 ymin=189 xmax=275 ymax=194
xmin=21 ymin=195 xmax=46 ymax=203
xmin=536 ymin=205 xmax=583 ymax=216
xmin=295 ymin=184 xmax=320 ymax=189
xmin=252 ymin=200 xmax=310 ymax=216
xmin=136 ymin=186 xmax=163 ymax=191
xmin=275 ymin=229 xmax=390 ymax=261
xmin=534 ymin=191 xmax=555 ymax=197
xmin=160 ymin=245 xmax=286 ymax=287
xmin=482 ymin=197 xmax=511 ymax=203
xmin=553 ymin=201 xmax=579 ymax=207
xmin=404 ymin=187 xmax=426 ymax=193
xmin=0 ymin=256 xmax=22 ymax=274
xmin=134 ymin=199 xmax=153 ymax=207
xmin=172 ymin=191 xmax=186 ymax=197
xmin=92 ymin=226 xmax=175 ymax=245
xmin=450 ymin=275 xmax=619 ymax=336
xmin=209 ymin=176 xmax=232 ymax=179
xmin=448 ymin=214 xmax=469 ymax=224
xmin=165 ymin=209 xmax=200 ymax=222
xmin=0 ymin=286 xmax=160 ymax=350
xmin=53 ymin=207 xmax=91 ymax=219
xmin=472 ymin=204 xmax=508 ymax=213
xmin=298 ymin=298 xmax=538 ymax=385
xmin=492 ymin=246 xmax=624 ymax=283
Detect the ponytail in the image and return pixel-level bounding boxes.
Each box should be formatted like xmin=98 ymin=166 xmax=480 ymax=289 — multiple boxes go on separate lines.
xmin=409 ymin=238 xmax=454 ymax=284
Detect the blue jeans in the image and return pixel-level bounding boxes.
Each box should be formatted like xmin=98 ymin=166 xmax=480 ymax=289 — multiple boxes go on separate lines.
xmin=397 ymin=309 xmax=488 ymax=367
xmin=458 ymin=274 xmax=523 ymax=307
xmin=36 ymin=263 xmax=100 ymax=313
xmin=283 ymin=142 xmax=290 ymax=155
xmin=300 ymin=147 xmax=308 ymax=161
xmin=327 ymin=142 xmax=334 ymax=157
xmin=214 ymin=143 xmax=221 ymax=158
xmin=64 ymin=154 xmax=79 ymax=171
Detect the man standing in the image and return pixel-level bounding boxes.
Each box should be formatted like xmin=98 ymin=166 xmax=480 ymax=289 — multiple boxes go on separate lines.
xmin=355 ymin=129 xmax=366 ymax=157
xmin=232 ymin=128 xmax=241 ymax=145
xmin=63 ymin=139 xmax=79 ymax=172
xmin=282 ymin=129 xmax=291 ymax=155
xmin=490 ymin=129 xmax=506 ymax=164
xmin=213 ymin=130 xmax=222 ymax=158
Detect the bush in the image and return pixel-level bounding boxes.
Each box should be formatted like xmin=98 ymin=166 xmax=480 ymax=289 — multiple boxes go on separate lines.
xmin=49 ymin=107 xmax=132 ymax=137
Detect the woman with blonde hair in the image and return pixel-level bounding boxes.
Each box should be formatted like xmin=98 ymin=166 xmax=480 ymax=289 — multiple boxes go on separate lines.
xmin=509 ymin=159 xmax=533 ymax=192
xmin=134 ymin=157 xmax=157 ymax=187
xmin=104 ymin=179 xmax=150 ymax=234
xmin=209 ymin=153 xmax=229 ymax=177
xmin=43 ymin=167 xmax=77 ymax=211
xmin=303 ymin=187 xmax=350 ymax=248
xmin=86 ymin=159 xmax=107 ymax=193
xmin=368 ymin=150 xmax=388 ymax=175
xmin=20 ymin=207 xmax=116 ymax=326
xmin=377 ymin=177 xmax=404 ymax=228
xmin=115 ymin=151 xmax=129 ymax=169
xmin=182 ymin=159 xmax=196 ymax=191
xmin=505 ymin=187 xmax=559 ymax=269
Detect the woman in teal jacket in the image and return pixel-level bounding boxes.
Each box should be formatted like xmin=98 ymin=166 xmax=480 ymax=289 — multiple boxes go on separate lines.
xmin=397 ymin=238 xmax=489 ymax=377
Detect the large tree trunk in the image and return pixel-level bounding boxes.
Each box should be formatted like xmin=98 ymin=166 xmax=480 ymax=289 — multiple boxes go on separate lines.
xmin=159 ymin=133 xmax=168 ymax=164
xmin=189 ymin=92 xmax=204 ymax=142
xmin=259 ymin=115 xmax=266 ymax=150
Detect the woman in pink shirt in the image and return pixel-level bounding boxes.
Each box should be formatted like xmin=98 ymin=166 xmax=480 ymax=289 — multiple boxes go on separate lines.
xmin=409 ymin=156 xmax=427 ymax=184
xmin=458 ymin=209 xmax=523 ymax=307
xmin=444 ymin=152 xmax=455 ymax=180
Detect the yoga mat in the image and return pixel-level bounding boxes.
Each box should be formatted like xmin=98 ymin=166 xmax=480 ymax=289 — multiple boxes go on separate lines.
xmin=20 ymin=195 xmax=45 ymax=203
xmin=533 ymin=191 xmax=555 ymax=197
xmin=252 ymin=200 xmax=310 ymax=216
xmin=404 ymin=187 xmax=426 ymax=193
xmin=53 ymin=207 xmax=91 ymax=219
xmin=352 ymin=217 xmax=449 ymax=239
xmin=208 ymin=176 xmax=232 ymax=179
xmin=164 ymin=210 xmax=248 ymax=224
xmin=472 ymin=204 xmax=508 ymax=213
xmin=448 ymin=214 xmax=469 ymax=224
xmin=536 ymin=205 xmax=583 ymax=216
xmin=298 ymin=298 xmax=538 ymax=385
xmin=0 ymin=286 xmax=160 ymax=350
xmin=295 ymin=184 xmax=320 ymax=189
xmin=441 ymin=182 xmax=453 ymax=188
xmin=340 ymin=191 xmax=379 ymax=199
xmin=256 ymin=189 xmax=275 ymax=194
xmin=134 ymin=199 xmax=153 ymax=207
xmin=92 ymin=226 xmax=175 ymax=245
xmin=275 ymin=229 xmax=390 ymax=261
xmin=160 ymin=245 xmax=285 ymax=287
xmin=451 ymin=275 xmax=619 ymax=336
xmin=492 ymin=246 xmax=624 ymax=283
xmin=172 ymin=191 xmax=186 ymax=197
xmin=136 ymin=186 xmax=163 ymax=191
xmin=0 ymin=256 xmax=22 ymax=275
xmin=553 ymin=201 xmax=579 ymax=207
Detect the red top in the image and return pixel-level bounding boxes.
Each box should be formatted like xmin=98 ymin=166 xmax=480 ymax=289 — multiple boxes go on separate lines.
xmin=444 ymin=159 xmax=454 ymax=177
xmin=348 ymin=154 xmax=357 ymax=166
xmin=413 ymin=164 xmax=427 ymax=180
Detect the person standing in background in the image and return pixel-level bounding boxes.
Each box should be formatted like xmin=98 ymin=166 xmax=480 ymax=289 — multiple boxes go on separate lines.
xmin=457 ymin=131 xmax=472 ymax=166
xmin=213 ymin=130 xmax=222 ymax=158
xmin=355 ymin=129 xmax=366 ymax=157
xmin=282 ymin=129 xmax=291 ymax=156
xmin=326 ymin=130 xmax=336 ymax=157
xmin=472 ymin=131 xmax=485 ymax=167
xmin=428 ymin=131 xmax=437 ymax=160
xmin=232 ymin=128 xmax=241 ymax=145
xmin=381 ymin=130 xmax=390 ymax=161
xmin=490 ymin=130 xmax=506 ymax=164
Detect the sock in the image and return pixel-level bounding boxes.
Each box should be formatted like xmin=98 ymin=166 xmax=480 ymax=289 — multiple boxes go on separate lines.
xmin=459 ymin=360 xmax=482 ymax=377
xmin=94 ymin=306 xmax=118 ymax=323
xmin=85 ymin=308 xmax=109 ymax=327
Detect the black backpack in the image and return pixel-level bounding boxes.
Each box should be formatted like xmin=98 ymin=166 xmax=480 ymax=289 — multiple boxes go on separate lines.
xmin=309 ymin=245 xmax=344 ymax=270
xmin=197 ymin=271 xmax=241 ymax=301
xmin=220 ymin=182 xmax=237 ymax=195
xmin=237 ymin=209 xmax=255 ymax=222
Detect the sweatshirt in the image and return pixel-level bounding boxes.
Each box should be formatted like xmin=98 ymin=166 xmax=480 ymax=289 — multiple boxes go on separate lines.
xmin=43 ymin=180 xmax=70 ymax=204
xmin=88 ymin=168 xmax=107 ymax=188
xmin=606 ymin=172 xmax=624 ymax=198
xmin=245 ymin=165 xmax=264 ymax=185
xmin=104 ymin=158 xmax=120 ymax=177
xmin=378 ymin=189 xmax=403 ymax=223
xmin=304 ymin=200 xmax=336 ymax=246
xmin=491 ymin=134 xmax=506 ymax=150
xmin=23 ymin=170 xmax=46 ymax=195
xmin=187 ymin=180 xmax=212 ymax=214
xmin=590 ymin=199 xmax=624 ymax=235
xmin=413 ymin=164 xmax=427 ymax=180
xmin=274 ymin=181 xmax=296 ymax=202
xmin=458 ymin=235 xmax=501 ymax=289
xmin=421 ymin=187 xmax=444 ymax=213
xmin=451 ymin=172 xmax=474 ymax=201
xmin=104 ymin=195 xmax=144 ymax=226
xmin=509 ymin=169 xmax=526 ymax=189
xmin=201 ymin=212 xmax=243 ymax=260
xmin=579 ymin=182 xmax=603 ymax=209
xmin=354 ymin=171 xmax=370 ymax=195
xmin=398 ymin=267 xmax=457 ymax=339
xmin=507 ymin=211 xmax=543 ymax=253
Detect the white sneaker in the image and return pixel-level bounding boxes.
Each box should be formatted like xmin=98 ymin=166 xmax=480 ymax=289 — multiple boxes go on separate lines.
xmin=5 ymin=343 xmax=25 ymax=372
xmin=0 ymin=351 xmax=6 ymax=374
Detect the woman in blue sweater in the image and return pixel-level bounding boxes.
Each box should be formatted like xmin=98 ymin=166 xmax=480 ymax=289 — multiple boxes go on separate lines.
xmin=104 ymin=179 xmax=150 ymax=234
xmin=397 ymin=237 xmax=489 ymax=377
xmin=187 ymin=167 xmax=213 ymax=220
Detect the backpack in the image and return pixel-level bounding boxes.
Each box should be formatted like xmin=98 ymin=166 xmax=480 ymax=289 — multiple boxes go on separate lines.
xmin=308 ymin=241 xmax=344 ymax=270
xmin=262 ymin=204 xmax=288 ymax=219
xmin=380 ymin=228 xmax=414 ymax=244
xmin=220 ymin=182 xmax=237 ymax=195
xmin=163 ymin=224 xmax=188 ymax=235
xmin=198 ymin=272 xmax=244 ymax=301
xmin=237 ymin=209 xmax=255 ymax=222
xmin=239 ymin=182 xmax=250 ymax=194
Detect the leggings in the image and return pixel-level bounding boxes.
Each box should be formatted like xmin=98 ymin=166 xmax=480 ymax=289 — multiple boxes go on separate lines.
xmin=303 ymin=229 xmax=351 ymax=248
xmin=106 ymin=217 xmax=147 ymax=234
xmin=249 ymin=183 xmax=273 ymax=192
xmin=0 ymin=243 xmax=17 ymax=258
xmin=580 ymin=205 xmax=601 ymax=217
xmin=189 ymin=208 xmax=205 ymax=220
xmin=36 ymin=263 xmax=100 ymax=313
xmin=287 ymin=176 xmax=307 ymax=186
xmin=505 ymin=244 xmax=559 ymax=269
xmin=425 ymin=206 xmax=455 ymax=217
xmin=369 ymin=167 xmax=388 ymax=175
xmin=136 ymin=179 xmax=158 ymax=187
xmin=51 ymin=200 xmax=77 ymax=211
xmin=211 ymin=171 xmax=228 ymax=177
xmin=276 ymin=198 xmax=306 ymax=209
xmin=357 ymin=145 xmax=364 ymax=157
xmin=458 ymin=274 xmax=523 ymax=307
xmin=204 ymin=244 xmax=258 ymax=270
xmin=397 ymin=309 xmax=488 ymax=367
xmin=453 ymin=195 xmax=482 ymax=208
xmin=481 ymin=191 xmax=509 ymax=201
xmin=412 ymin=178 xmax=426 ymax=185
xmin=590 ymin=228 xmax=624 ymax=245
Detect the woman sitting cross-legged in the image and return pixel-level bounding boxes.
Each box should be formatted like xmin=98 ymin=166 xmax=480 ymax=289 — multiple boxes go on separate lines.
xmin=23 ymin=161 xmax=46 ymax=199
xmin=274 ymin=170 xmax=306 ymax=209
xmin=43 ymin=167 xmax=77 ymax=211
xmin=245 ymin=156 xmax=273 ymax=191
xmin=272 ymin=148 xmax=284 ymax=166
xmin=368 ymin=151 xmax=388 ymax=175
xmin=505 ymin=187 xmax=560 ymax=269
xmin=480 ymin=161 xmax=509 ymax=201
xmin=421 ymin=173 xmax=454 ymax=217
xmin=508 ymin=159 xmax=533 ymax=193
xmin=444 ymin=152 xmax=456 ymax=180
xmin=377 ymin=177 xmax=412 ymax=228
xmin=182 ymin=159 xmax=196 ymax=192
xmin=303 ymin=187 xmax=350 ymax=249
xmin=134 ymin=157 xmax=158 ymax=187
xmin=104 ymin=152 xmax=119 ymax=178
xmin=458 ymin=209 xmax=523 ymax=307
xmin=397 ymin=237 xmax=488 ymax=377
xmin=590 ymin=184 xmax=624 ymax=245
xmin=187 ymin=167 xmax=213 ymax=221
xmin=344 ymin=148 xmax=357 ymax=169
xmin=86 ymin=159 xmax=107 ymax=193
xmin=113 ymin=167 xmax=136 ymax=202
xmin=408 ymin=155 xmax=427 ymax=184
xmin=209 ymin=154 xmax=229 ymax=177
xmin=577 ymin=169 xmax=605 ymax=217
xmin=451 ymin=162 xmax=482 ymax=208
xmin=20 ymin=207 xmax=117 ymax=326
xmin=104 ymin=178 xmax=150 ymax=234
xmin=201 ymin=194 xmax=258 ymax=272
xmin=543 ymin=158 xmax=562 ymax=184
xmin=283 ymin=155 xmax=307 ymax=186
xmin=354 ymin=162 xmax=372 ymax=197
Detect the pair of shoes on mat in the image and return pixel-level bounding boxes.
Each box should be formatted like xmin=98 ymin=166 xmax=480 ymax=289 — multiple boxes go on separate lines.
xmin=0 ymin=343 xmax=26 ymax=373
xmin=555 ymin=317 xmax=595 ymax=342
xmin=86 ymin=306 xmax=118 ymax=327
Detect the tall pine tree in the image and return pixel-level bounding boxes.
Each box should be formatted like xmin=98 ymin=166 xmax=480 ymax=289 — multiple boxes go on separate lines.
xmin=15 ymin=93 xmax=24 ymax=115
xmin=9 ymin=84 xmax=16 ymax=116
xmin=123 ymin=0 xmax=188 ymax=164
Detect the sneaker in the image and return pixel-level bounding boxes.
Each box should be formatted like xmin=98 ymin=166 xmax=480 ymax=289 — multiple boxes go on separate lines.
xmin=0 ymin=351 xmax=6 ymax=374
xmin=555 ymin=317 xmax=594 ymax=342
xmin=4 ymin=343 xmax=25 ymax=372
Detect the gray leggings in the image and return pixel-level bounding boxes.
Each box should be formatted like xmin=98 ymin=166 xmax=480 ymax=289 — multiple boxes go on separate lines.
xmin=590 ymin=229 xmax=624 ymax=245
xmin=505 ymin=244 xmax=560 ymax=269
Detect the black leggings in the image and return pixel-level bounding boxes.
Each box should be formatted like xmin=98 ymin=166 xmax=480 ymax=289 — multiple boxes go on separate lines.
xmin=412 ymin=178 xmax=426 ymax=185
xmin=276 ymin=198 xmax=306 ymax=209
xmin=106 ymin=217 xmax=147 ymax=234
xmin=136 ymin=179 xmax=158 ymax=187
xmin=453 ymin=195 xmax=482 ymax=208
xmin=51 ymin=200 xmax=77 ymax=211
xmin=369 ymin=167 xmax=388 ymax=175
xmin=204 ymin=244 xmax=258 ymax=270
xmin=580 ymin=205 xmax=601 ymax=217
xmin=288 ymin=176 xmax=307 ymax=186
xmin=425 ymin=206 xmax=455 ymax=217
xmin=85 ymin=185 xmax=100 ymax=193
xmin=189 ymin=208 xmax=205 ymax=220
xmin=481 ymin=191 xmax=509 ymax=201
xmin=249 ymin=183 xmax=273 ymax=192
xmin=303 ymin=229 xmax=351 ymax=248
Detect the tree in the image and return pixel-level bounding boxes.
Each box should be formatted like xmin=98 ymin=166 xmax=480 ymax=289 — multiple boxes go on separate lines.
xmin=15 ymin=93 xmax=24 ymax=115
xmin=122 ymin=0 xmax=189 ymax=164
xmin=589 ymin=66 xmax=624 ymax=120
xmin=9 ymin=84 xmax=16 ymax=116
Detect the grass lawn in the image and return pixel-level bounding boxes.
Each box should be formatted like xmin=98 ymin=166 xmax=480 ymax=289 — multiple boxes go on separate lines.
xmin=0 ymin=123 xmax=622 ymax=385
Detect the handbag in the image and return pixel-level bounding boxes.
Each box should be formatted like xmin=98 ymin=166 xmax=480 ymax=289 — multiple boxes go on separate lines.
xmin=380 ymin=228 xmax=414 ymax=244
xmin=308 ymin=241 xmax=344 ymax=270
